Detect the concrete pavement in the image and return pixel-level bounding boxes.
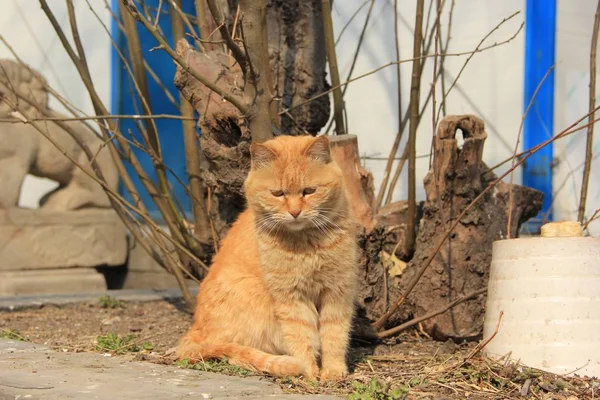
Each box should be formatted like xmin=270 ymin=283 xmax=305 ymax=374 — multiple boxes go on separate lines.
xmin=0 ymin=339 xmax=339 ymax=400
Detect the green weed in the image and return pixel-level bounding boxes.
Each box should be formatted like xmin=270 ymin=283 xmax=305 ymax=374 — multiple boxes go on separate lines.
xmin=176 ymin=358 xmax=251 ymax=376
xmin=96 ymin=333 xmax=152 ymax=354
xmin=347 ymin=378 xmax=408 ymax=400
xmin=98 ymin=296 xmax=125 ymax=309
xmin=0 ymin=328 xmax=28 ymax=342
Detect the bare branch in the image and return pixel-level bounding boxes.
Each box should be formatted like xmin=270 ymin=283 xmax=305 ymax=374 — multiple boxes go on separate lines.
xmin=39 ymin=1 xmax=209 ymax=284
xmin=2 ymin=93 xmax=201 ymax=309
xmin=379 ymin=8 xmax=516 ymax=205
xmin=322 ymin=0 xmax=345 ymax=135
xmin=0 ymin=114 xmax=197 ymax=123
xmin=99 ymin=0 xmax=181 ymax=108
xmin=579 ymin=0 xmax=600 ymax=223
xmin=167 ymin=0 xmax=205 ymax=51
xmin=335 ymin=0 xmax=370 ymax=45
xmin=507 ymin=65 xmax=555 ymax=238
xmin=170 ymin=0 xmax=213 ymax=245
xmin=195 ymin=0 xmax=212 ymax=50
xmin=206 ymin=0 xmax=247 ymax=74
xmin=121 ymin=0 xmax=248 ymax=113
xmin=282 ymin=20 xmax=523 ymax=117
xmin=378 ymin=288 xmax=487 ymax=339
xmin=117 ymin=0 xmax=195 ymax=245
xmin=406 ymin=0 xmax=425 ymax=256
xmin=435 ymin=11 xmax=523 ymax=123
xmin=583 ymin=208 xmax=600 ymax=231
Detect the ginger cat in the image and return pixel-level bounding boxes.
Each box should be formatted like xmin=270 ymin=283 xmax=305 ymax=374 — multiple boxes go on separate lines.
xmin=177 ymin=135 xmax=358 ymax=381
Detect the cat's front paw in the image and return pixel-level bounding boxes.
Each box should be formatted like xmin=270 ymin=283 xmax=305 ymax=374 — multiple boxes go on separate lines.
xmin=302 ymin=362 xmax=320 ymax=381
xmin=319 ymin=365 xmax=348 ymax=381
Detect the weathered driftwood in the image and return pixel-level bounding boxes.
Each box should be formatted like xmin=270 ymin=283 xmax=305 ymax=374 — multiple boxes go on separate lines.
xmin=378 ymin=115 xmax=543 ymax=341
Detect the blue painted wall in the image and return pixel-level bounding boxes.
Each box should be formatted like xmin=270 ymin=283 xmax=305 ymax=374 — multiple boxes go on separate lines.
xmin=111 ymin=0 xmax=197 ymax=220
xmin=523 ymin=0 xmax=557 ymax=231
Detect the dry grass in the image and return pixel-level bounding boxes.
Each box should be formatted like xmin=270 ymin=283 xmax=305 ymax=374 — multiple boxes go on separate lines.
xmin=1 ymin=299 xmax=597 ymax=399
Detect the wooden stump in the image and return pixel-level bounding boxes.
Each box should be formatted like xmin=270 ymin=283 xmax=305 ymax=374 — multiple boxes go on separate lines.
xmin=386 ymin=115 xmax=544 ymax=340
xmin=329 ymin=135 xmax=376 ymax=232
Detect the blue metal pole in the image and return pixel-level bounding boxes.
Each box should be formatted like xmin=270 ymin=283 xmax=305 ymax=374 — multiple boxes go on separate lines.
xmin=110 ymin=0 xmax=197 ymax=221
xmin=523 ymin=0 xmax=557 ymax=232
xmin=110 ymin=0 xmax=121 ymax=118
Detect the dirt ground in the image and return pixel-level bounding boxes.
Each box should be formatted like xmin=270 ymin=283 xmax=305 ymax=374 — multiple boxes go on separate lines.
xmin=1 ymin=299 xmax=597 ymax=399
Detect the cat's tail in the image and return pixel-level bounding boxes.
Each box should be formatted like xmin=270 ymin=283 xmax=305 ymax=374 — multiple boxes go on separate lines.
xmin=177 ymin=332 xmax=305 ymax=377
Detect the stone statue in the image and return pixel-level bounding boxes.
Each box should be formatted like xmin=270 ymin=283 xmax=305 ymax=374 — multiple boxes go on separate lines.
xmin=0 ymin=59 xmax=126 ymax=297
xmin=0 ymin=59 xmax=118 ymax=210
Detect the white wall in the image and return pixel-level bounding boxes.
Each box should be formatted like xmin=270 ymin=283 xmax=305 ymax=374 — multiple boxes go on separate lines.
xmin=333 ymin=0 xmax=599 ymax=235
xmin=332 ymin=0 xmax=526 ymax=203
xmin=0 ymin=0 xmax=111 ymax=208
xmin=1 ymin=0 xmax=598 ymax=234
xmin=554 ymin=0 xmax=600 ymax=232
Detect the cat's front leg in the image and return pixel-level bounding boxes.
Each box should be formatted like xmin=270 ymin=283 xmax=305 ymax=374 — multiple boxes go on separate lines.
xmin=318 ymin=289 xmax=354 ymax=381
xmin=275 ymin=300 xmax=320 ymax=380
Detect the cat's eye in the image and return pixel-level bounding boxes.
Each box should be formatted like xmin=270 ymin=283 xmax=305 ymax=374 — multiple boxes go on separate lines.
xmin=271 ymin=190 xmax=284 ymax=197
xmin=302 ymin=187 xmax=316 ymax=196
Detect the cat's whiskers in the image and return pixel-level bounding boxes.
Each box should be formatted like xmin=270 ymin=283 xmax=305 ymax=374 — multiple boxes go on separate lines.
xmin=314 ymin=207 xmax=348 ymax=222
xmin=234 ymin=214 xmax=279 ymax=248
xmin=265 ymin=214 xmax=287 ymax=237
xmin=315 ymin=212 xmax=344 ymax=231
xmin=306 ymin=212 xmax=339 ymax=242
xmin=313 ymin=219 xmax=337 ymax=242
xmin=309 ymin=217 xmax=329 ymax=237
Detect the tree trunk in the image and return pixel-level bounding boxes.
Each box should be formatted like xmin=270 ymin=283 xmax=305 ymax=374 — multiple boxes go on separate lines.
xmin=174 ymin=0 xmax=330 ymax=243
xmin=266 ymin=0 xmax=330 ymax=134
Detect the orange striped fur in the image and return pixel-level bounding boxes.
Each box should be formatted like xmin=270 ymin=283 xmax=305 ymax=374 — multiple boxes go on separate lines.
xmin=177 ymin=135 xmax=359 ymax=381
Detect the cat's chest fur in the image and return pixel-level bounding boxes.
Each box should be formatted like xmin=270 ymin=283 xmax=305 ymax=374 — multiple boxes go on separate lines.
xmin=257 ymin=236 xmax=356 ymax=301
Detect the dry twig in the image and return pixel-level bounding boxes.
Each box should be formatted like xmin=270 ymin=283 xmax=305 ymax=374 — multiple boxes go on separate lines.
xmin=194 ymin=0 xmax=212 ymax=50
xmin=579 ymin=0 xmax=600 ymax=223
xmin=406 ymin=0 xmax=425 ymax=256
xmin=322 ymin=0 xmax=345 ymax=135
xmin=375 ymin=0 xmax=403 ymax=208
xmin=281 ymin=28 xmax=523 ymax=117
xmin=583 ymin=208 xmax=600 ymax=231
xmin=169 ymin=0 xmax=213 ymax=245
xmin=378 ymin=288 xmax=487 ymax=339
xmin=507 ymin=65 xmax=555 ymax=238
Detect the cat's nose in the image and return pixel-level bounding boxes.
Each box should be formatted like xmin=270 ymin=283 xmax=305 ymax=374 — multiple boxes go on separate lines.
xmin=289 ymin=210 xmax=302 ymax=219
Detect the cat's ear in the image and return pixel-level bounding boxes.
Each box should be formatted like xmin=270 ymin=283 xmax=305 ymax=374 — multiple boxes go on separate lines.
xmin=250 ymin=142 xmax=277 ymax=169
xmin=305 ymin=135 xmax=331 ymax=164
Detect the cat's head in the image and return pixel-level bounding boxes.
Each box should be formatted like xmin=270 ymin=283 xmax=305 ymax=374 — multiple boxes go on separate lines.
xmin=244 ymin=135 xmax=346 ymax=232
